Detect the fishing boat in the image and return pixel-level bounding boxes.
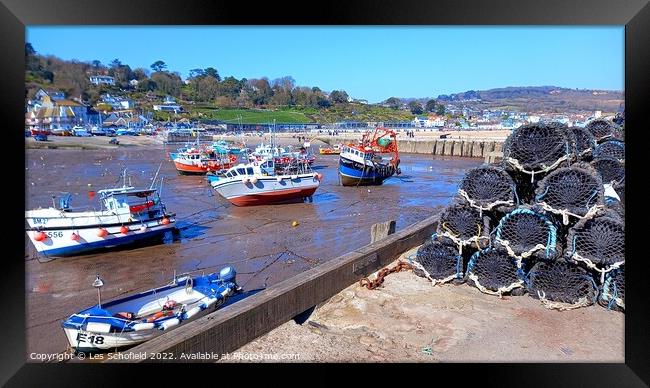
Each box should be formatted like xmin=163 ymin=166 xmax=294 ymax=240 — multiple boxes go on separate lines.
xmin=172 ymin=147 xmax=238 ymax=175
xmin=25 ymin=170 xmax=176 ymax=257
xmin=207 ymin=159 xmax=322 ymax=206
xmin=319 ymin=144 xmax=342 ymax=155
xmin=338 ymin=127 xmax=401 ymax=186
xmin=212 ymin=139 xmax=244 ymax=155
xmin=62 ymin=266 xmax=241 ymax=352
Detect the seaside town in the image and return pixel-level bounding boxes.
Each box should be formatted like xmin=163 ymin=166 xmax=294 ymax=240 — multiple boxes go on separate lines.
xmin=23 ymin=29 xmax=625 ymax=366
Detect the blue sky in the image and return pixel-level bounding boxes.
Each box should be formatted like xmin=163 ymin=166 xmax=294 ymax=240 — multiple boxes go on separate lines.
xmin=26 ymin=26 xmax=624 ymax=103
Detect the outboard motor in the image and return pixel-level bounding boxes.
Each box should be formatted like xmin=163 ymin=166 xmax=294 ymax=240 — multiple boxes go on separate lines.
xmin=219 ymin=266 xmax=237 ymax=283
xmin=59 ymin=193 xmax=72 ymax=210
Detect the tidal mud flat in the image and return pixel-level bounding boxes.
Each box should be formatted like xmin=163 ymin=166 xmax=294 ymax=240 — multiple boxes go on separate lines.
xmin=25 ymin=144 xmax=481 ymax=355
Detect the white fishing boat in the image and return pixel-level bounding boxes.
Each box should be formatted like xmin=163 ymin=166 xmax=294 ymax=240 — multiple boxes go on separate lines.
xmin=62 ymin=266 xmax=246 ymax=352
xmin=25 ymin=170 xmax=176 ymax=257
xmin=207 ymin=159 xmax=322 ymax=206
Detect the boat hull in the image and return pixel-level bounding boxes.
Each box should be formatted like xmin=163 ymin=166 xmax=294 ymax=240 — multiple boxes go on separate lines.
xmin=26 ymin=217 xmax=176 ymax=257
xmin=173 ymin=161 xmax=210 ymax=175
xmin=210 ymin=175 xmax=320 ymax=206
xmin=64 ymin=327 xmax=158 ymax=352
xmin=338 ymin=157 xmax=395 ymax=186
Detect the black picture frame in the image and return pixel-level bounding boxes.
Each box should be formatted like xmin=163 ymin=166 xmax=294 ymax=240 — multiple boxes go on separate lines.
xmin=2 ymin=0 xmax=648 ymax=385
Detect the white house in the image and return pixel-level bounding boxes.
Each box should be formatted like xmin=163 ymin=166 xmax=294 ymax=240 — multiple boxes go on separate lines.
xmin=528 ymin=115 xmax=541 ymax=124
xmin=89 ymin=75 xmax=115 ymax=86
xmin=129 ymin=79 xmax=139 ymax=87
xmin=153 ymin=96 xmax=182 ymax=113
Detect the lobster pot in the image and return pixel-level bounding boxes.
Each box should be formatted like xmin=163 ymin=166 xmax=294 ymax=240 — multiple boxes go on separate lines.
xmin=593 ymin=140 xmax=625 ymax=162
xmin=465 ymin=248 xmax=525 ymax=296
xmin=502 ymin=123 xmax=575 ymax=202
xmin=566 ymin=211 xmax=624 ymax=282
xmin=614 ymin=183 xmax=625 ymax=205
xmin=534 ymin=164 xmax=604 ymax=226
xmin=411 ymin=239 xmax=463 ymax=285
xmin=599 ymin=265 xmax=625 ymax=311
xmin=571 ymin=126 xmax=597 ymax=161
xmin=585 ymin=118 xmax=623 ymax=143
xmin=435 ymin=204 xmax=491 ymax=255
xmin=591 ymin=157 xmax=624 ymax=187
xmin=494 ymin=207 xmax=559 ymax=268
xmin=457 ymin=165 xmax=517 ymax=216
xmin=604 ymin=197 xmax=625 ymax=220
xmin=526 ymin=260 xmax=599 ymax=310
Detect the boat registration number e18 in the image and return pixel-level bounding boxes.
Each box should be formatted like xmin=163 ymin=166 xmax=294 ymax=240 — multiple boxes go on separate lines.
xmin=76 ymin=331 xmax=105 ymax=345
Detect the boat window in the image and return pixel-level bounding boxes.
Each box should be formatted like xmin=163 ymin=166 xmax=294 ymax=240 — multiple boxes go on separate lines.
xmin=246 ymin=167 xmax=254 ymax=175
xmin=236 ymin=168 xmax=246 ymax=175
xmin=225 ymin=172 xmax=233 ymax=178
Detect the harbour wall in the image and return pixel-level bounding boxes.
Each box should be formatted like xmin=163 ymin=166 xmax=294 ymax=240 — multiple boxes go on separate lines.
xmin=107 ymin=214 xmax=440 ymax=363
xmin=318 ymin=136 xmax=505 ymax=160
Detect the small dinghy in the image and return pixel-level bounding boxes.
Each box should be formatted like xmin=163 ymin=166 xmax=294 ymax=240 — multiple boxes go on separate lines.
xmin=62 ymin=266 xmax=241 ymax=353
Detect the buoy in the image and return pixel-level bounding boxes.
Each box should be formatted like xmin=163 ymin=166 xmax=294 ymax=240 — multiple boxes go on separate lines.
xmin=250 ymin=176 xmax=258 ymax=184
xmin=34 ymin=231 xmax=47 ymax=242
xmin=291 ymin=175 xmax=298 ymax=180
xmin=291 ymin=221 xmax=299 ymax=227
xmin=140 ymin=225 xmax=148 ymax=232
xmin=120 ymin=225 xmax=129 ymax=234
xmin=87 ymin=183 xmax=92 ymax=187
xmin=276 ymin=176 xmax=283 ymax=182
xmin=97 ymin=228 xmax=108 ymax=238
xmin=70 ymin=232 xmax=80 ymax=241
xmin=315 ymin=173 xmax=323 ymax=181
xmin=161 ymin=217 xmax=171 ymax=225
xmin=242 ymin=178 xmax=249 ymax=184
xmin=88 ymin=191 xmax=95 ymax=199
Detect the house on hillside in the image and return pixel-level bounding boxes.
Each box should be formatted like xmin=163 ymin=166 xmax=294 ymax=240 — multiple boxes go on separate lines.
xmin=25 ymin=91 xmax=92 ymax=129
xmin=100 ymin=94 xmax=135 ymax=110
xmin=89 ymin=75 xmax=115 ymax=86
xmin=153 ymin=96 xmax=183 ymax=113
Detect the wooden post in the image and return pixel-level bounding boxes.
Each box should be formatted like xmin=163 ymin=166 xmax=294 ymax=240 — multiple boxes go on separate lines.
xmin=371 ymin=220 xmax=396 ymax=243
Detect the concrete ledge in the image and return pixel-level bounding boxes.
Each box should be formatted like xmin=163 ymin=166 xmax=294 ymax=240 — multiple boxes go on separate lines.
xmin=107 ymin=214 xmax=439 ymax=362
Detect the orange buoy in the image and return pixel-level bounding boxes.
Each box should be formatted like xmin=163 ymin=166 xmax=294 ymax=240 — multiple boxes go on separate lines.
xmin=88 ymin=191 xmax=95 ymax=199
xmin=34 ymin=231 xmax=47 ymax=242
xmin=97 ymin=228 xmax=108 ymax=238
xmin=70 ymin=232 xmax=80 ymax=241
xmin=120 ymin=225 xmax=129 ymax=234
xmin=161 ymin=217 xmax=170 ymax=225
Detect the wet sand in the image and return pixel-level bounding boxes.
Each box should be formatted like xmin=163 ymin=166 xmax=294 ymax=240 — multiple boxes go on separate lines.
xmin=25 ymin=143 xmax=481 ymax=356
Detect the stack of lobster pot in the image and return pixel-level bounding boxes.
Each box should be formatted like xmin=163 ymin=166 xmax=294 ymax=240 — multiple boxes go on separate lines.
xmin=412 ymin=118 xmax=624 ymax=312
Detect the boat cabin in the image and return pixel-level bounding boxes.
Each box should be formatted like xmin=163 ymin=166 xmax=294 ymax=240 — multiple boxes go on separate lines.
xmin=342 ymin=146 xmax=372 ymax=161
xmin=97 ymin=187 xmax=159 ymax=214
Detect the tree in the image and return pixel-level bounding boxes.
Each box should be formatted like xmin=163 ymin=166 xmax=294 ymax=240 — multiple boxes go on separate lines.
xmin=151 ymin=71 xmax=182 ymax=97
xmin=385 ymin=97 xmax=401 ymax=110
xmin=329 ymin=90 xmax=349 ymax=104
xmin=409 ymin=101 xmax=423 ymax=115
xmin=25 ymin=43 xmax=41 ymax=72
xmin=188 ymin=68 xmax=205 ymax=79
xmin=91 ymin=60 xmax=102 ymax=69
xmin=435 ymin=104 xmax=446 ymax=116
xmin=110 ymin=59 xmax=122 ymax=69
xmin=151 ymin=60 xmax=167 ymax=72
xmin=204 ymin=67 xmax=221 ymax=82
xmin=425 ymin=99 xmax=437 ymax=112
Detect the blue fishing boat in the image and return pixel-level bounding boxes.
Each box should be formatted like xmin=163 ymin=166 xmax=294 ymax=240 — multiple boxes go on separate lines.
xmin=338 ymin=127 xmax=401 ymax=186
xmin=212 ymin=139 xmax=244 ymax=154
xmin=62 ymin=266 xmax=246 ymax=352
